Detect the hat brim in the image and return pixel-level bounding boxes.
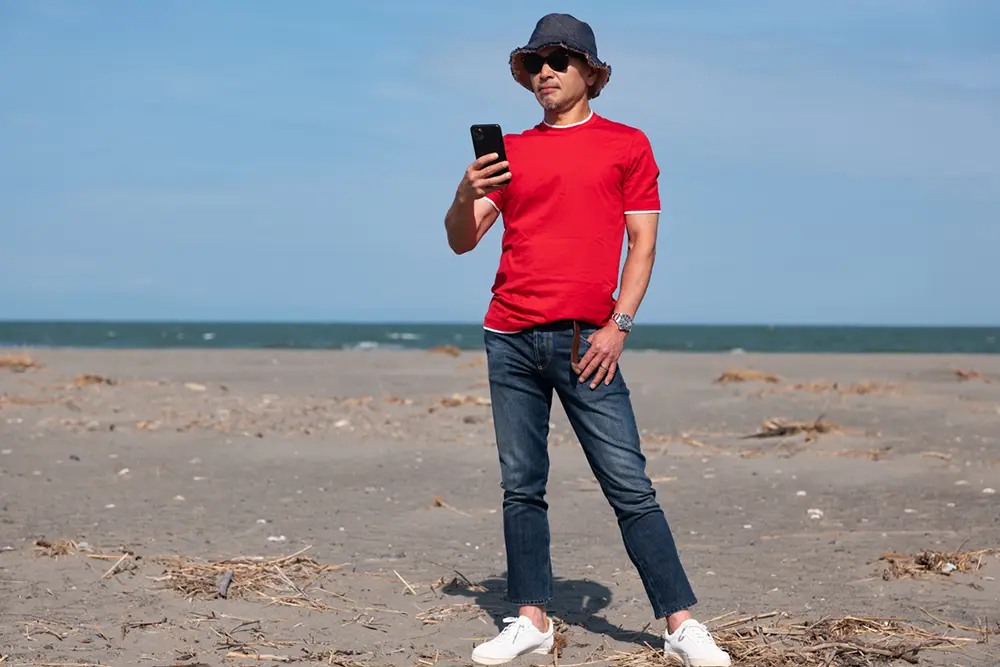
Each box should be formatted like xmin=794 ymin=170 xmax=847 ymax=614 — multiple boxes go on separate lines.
xmin=509 ymin=43 xmax=611 ymax=99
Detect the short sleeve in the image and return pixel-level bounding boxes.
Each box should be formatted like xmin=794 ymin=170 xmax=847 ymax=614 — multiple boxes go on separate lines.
xmin=623 ymin=130 xmax=661 ymax=214
xmin=483 ymin=188 xmax=504 ymax=213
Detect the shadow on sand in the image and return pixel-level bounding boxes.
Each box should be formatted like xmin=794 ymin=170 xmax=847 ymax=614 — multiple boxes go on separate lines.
xmin=443 ymin=572 xmax=662 ymax=649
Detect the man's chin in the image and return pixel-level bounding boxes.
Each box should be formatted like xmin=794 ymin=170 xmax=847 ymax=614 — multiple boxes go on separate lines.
xmin=536 ymin=93 xmax=563 ymax=110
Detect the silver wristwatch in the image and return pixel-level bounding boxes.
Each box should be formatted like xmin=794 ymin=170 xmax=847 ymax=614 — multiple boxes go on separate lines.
xmin=612 ymin=312 xmax=634 ymax=333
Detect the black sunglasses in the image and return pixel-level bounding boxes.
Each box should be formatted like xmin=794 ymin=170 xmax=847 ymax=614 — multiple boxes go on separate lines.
xmin=521 ymin=48 xmax=575 ymax=75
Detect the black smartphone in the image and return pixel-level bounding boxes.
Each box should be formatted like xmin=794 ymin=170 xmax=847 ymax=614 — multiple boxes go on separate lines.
xmin=470 ymin=124 xmax=509 ymax=177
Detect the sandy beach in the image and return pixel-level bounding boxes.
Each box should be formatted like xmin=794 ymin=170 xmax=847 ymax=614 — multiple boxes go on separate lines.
xmin=1 ymin=347 xmax=998 ymax=667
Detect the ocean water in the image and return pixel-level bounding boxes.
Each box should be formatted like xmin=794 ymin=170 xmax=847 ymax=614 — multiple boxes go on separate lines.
xmin=0 ymin=321 xmax=997 ymax=354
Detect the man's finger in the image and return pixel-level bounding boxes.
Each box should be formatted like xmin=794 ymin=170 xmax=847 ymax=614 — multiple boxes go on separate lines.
xmin=589 ymin=362 xmax=608 ymax=389
xmin=472 ymin=153 xmax=500 ymax=168
xmin=481 ymin=182 xmax=506 ymax=195
xmin=476 ymin=173 xmax=512 ymax=196
xmin=483 ymin=171 xmax=512 ymax=186
xmin=603 ymin=360 xmax=617 ymax=385
xmin=577 ymin=351 xmax=604 ymax=383
xmin=481 ymin=160 xmax=510 ymax=176
xmin=574 ymin=347 xmax=593 ymax=375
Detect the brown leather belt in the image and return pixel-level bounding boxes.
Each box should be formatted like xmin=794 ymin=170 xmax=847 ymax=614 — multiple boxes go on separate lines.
xmin=525 ymin=319 xmax=584 ymax=367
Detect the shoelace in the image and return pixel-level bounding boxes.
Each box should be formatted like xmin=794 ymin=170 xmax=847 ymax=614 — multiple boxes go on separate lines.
xmin=497 ymin=617 xmax=526 ymax=643
xmin=678 ymin=622 xmax=715 ymax=645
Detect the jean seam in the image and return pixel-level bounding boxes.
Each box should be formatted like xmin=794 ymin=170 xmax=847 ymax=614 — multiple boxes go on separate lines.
xmin=658 ymin=597 xmax=698 ymax=619
xmin=503 ymin=597 xmax=552 ymax=605
xmin=622 ymin=526 xmax=665 ymax=615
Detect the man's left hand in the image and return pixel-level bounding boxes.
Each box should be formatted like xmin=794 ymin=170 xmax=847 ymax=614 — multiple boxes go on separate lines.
xmin=573 ymin=324 xmax=628 ymax=389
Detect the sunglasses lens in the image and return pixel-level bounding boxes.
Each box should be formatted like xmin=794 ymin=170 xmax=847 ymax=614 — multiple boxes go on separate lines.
xmin=522 ymin=53 xmax=544 ymax=74
xmin=548 ymin=51 xmax=570 ymax=72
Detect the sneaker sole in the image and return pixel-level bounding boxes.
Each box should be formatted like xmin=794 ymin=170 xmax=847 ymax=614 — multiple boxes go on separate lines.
xmin=664 ymin=650 xmax=731 ymax=667
xmin=471 ymin=647 xmax=553 ymax=665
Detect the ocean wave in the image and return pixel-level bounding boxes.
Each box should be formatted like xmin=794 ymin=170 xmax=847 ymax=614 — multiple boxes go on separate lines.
xmin=386 ymin=332 xmax=421 ymax=341
xmin=344 ymin=341 xmax=408 ymax=351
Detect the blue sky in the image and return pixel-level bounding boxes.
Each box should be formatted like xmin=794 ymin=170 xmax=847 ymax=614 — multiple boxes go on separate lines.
xmin=2 ymin=1 xmax=997 ymax=325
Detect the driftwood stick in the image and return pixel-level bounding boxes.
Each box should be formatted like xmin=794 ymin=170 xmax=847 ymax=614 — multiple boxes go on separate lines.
xmin=218 ymin=570 xmax=235 ymax=598
xmin=711 ymin=611 xmax=780 ymax=631
xmin=393 ymin=569 xmax=418 ymax=595
xmin=101 ymin=554 xmax=130 ymax=579
xmin=225 ymin=652 xmax=292 ymax=662
xmin=798 ymin=641 xmax=922 ymax=664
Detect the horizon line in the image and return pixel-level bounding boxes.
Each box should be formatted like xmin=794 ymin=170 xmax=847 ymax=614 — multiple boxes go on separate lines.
xmin=1 ymin=319 xmax=998 ymax=329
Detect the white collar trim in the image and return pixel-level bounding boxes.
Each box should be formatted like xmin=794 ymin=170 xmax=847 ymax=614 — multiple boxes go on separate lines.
xmin=543 ymin=111 xmax=594 ymax=129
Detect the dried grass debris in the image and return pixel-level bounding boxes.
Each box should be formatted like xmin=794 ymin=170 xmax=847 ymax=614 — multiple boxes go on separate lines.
xmin=741 ymin=414 xmax=844 ymax=443
xmin=338 ymin=395 xmax=374 ymax=408
xmin=225 ymin=651 xmax=292 ymax=662
xmin=431 ymin=393 xmax=491 ymax=411
xmin=416 ymin=603 xmax=482 ymax=625
xmin=955 ymin=368 xmax=992 ymax=383
xmin=432 ymin=496 xmax=471 ymax=517
xmin=0 ymin=354 xmax=40 ymax=373
xmin=815 ymin=445 xmax=893 ymax=461
xmin=801 ymin=380 xmax=901 ymax=395
xmin=879 ymin=547 xmax=1000 ymax=580
xmin=70 ymin=374 xmax=117 ymax=388
xmin=0 ymin=394 xmax=54 ymax=410
xmin=755 ymin=380 xmax=903 ymax=397
xmin=102 ymin=553 xmax=139 ymax=579
xmin=297 ymin=648 xmax=373 ymax=667
xmin=640 ymin=431 xmax=708 ymax=449
xmin=836 ymin=380 xmax=902 ymax=395
xmin=33 ymin=539 xmax=81 ymax=557
xmin=714 ymin=367 xmax=782 ymax=385
xmin=120 ymin=617 xmax=167 ymax=640
xmin=428 ymin=345 xmax=462 ymax=357
xmin=431 ymin=572 xmax=488 ymax=594
xmin=609 ymin=612 xmax=972 ymax=667
xmin=153 ymin=547 xmax=345 ymax=611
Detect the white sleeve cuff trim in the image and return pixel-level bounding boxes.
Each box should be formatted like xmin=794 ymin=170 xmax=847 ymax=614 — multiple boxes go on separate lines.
xmin=625 ymin=209 xmax=660 ymax=215
xmin=480 ymin=196 xmax=500 ymax=213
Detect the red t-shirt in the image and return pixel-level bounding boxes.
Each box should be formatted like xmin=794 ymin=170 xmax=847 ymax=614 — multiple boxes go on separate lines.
xmin=482 ymin=112 xmax=660 ymax=333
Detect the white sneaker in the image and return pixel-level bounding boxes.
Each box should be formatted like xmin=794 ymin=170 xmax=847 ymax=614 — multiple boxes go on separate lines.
xmin=664 ymin=619 xmax=731 ymax=667
xmin=471 ymin=615 xmax=555 ymax=665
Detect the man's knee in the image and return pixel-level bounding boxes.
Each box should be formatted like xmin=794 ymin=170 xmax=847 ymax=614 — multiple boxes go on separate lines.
xmin=602 ymin=473 xmax=659 ymax=517
xmin=500 ymin=465 xmax=549 ymax=505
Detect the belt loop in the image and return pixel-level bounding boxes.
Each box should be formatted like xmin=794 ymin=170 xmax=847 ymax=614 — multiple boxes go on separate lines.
xmin=571 ymin=320 xmax=581 ymax=367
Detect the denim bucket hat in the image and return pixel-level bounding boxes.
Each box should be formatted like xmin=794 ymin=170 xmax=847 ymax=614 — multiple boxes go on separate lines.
xmin=509 ymin=13 xmax=612 ymax=99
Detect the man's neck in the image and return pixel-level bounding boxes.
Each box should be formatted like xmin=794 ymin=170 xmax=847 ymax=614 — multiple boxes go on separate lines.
xmin=543 ymin=100 xmax=593 ymax=127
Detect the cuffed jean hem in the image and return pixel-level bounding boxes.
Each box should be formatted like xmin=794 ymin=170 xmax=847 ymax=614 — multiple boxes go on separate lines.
xmin=503 ymin=597 xmax=553 ymax=606
xmin=653 ymin=596 xmax=699 ymax=620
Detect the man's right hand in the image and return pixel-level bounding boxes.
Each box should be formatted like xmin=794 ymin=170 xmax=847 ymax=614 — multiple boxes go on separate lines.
xmin=457 ymin=154 xmax=511 ymax=201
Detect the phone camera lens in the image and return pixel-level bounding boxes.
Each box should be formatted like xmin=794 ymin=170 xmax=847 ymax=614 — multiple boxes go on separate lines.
xmin=473 ymin=128 xmax=484 ymax=140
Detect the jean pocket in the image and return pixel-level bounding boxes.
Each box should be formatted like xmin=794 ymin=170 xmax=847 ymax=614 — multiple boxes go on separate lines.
xmin=578 ymin=325 xmax=599 ymax=347
xmin=571 ymin=325 xmax=600 ymax=364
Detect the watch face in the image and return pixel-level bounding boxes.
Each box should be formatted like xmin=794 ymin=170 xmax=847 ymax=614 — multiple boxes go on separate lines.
xmin=614 ymin=313 xmax=633 ymax=331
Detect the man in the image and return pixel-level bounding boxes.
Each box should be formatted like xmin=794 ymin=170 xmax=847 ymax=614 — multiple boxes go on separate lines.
xmin=443 ymin=13 xmax=731 ymax=667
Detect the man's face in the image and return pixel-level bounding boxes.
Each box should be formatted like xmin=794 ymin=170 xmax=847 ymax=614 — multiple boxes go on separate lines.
xmin=521 ymin=46 xmax=596 ymax=111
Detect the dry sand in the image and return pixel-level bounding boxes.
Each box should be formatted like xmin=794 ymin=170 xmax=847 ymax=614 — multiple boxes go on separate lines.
xmin=1 ymin=347 xmax=998 ymax=667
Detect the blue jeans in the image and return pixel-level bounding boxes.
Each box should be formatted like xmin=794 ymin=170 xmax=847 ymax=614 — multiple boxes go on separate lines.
xmin=484 ymin=321 xmax=698 ymax=619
